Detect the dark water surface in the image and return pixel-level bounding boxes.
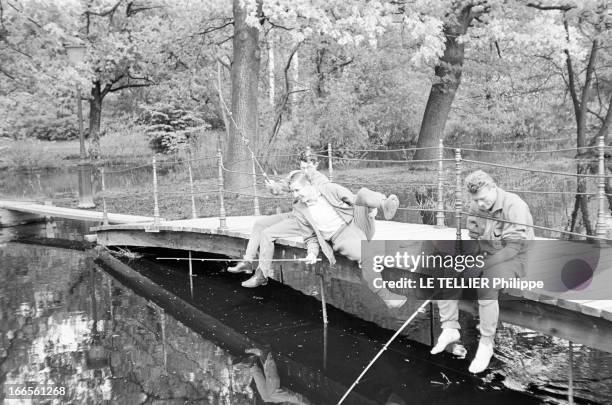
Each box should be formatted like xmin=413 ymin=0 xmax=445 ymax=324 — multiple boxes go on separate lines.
xmin=0 ymin=221 xmax=611 ymax=404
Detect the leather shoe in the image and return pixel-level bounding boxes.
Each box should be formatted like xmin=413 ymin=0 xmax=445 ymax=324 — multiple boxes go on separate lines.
xmin=381 ymin=195 xmax=399 ymax=220
xmin=241 ymin=268 xmax=268 ymax=288
xmin=228 ymin=261 xmax=253 ymax=274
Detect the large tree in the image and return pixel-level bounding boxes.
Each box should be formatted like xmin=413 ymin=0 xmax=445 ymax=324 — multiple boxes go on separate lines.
xmin=525 ymin=0 xmax=612 ymax=235
xmin=413 ymin=0 xmax=489 ymax=160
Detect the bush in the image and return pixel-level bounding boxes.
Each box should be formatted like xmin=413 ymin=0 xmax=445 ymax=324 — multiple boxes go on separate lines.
xmin=12 ymin=116 xmax=86 ymax=141
xmin=137 ymin=103 xmax=210 ymax=154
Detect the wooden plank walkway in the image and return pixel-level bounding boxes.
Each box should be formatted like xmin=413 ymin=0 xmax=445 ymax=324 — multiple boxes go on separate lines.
xmin=0 ymin=200 xmax=153 ymax=225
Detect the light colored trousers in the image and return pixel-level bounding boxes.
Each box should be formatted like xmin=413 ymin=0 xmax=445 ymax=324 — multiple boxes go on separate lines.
xmin=436 ymin=259 xmax=523 ymax=343
xmin=247 ymin=188 xmax=385 ymax=277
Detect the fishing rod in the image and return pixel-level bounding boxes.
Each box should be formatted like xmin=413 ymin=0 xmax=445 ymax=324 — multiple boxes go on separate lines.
xmin=156 ymin=257 xmax=322 ymax=262
xmin=336 ymin=298 xmax=433 ymax=405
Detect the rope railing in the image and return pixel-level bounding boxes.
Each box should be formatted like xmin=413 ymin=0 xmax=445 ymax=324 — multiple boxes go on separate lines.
xmin=505 ymin=189 xmax=612 ymax=197
xmin=103 ymin=162 xmax=153 ymax=174
xmin=333 ymin=146 xmax=440 ymax=153
xmin=458 ymin=137 xmax=574 ymax=147
xmin=338 ymin=181 xmax=448 ymax=187
xmin=89 ymin=134 xmax=612 ymax=243
xmin=449 ymin=145 xmax=608 ymax=154
xmin=462 ymin=159 xmax=605 ymax=178
xmin=314 ymin=154 xmax=454 ymax=164
xmin=461 ymin=210 xmax=612 ymax=242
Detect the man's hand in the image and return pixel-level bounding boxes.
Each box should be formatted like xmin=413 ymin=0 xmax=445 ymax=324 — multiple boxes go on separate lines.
xmin=265 ymin=179 xmax=282 ymax=195
xmin=302 ymin=253 xmax=318 ymax=264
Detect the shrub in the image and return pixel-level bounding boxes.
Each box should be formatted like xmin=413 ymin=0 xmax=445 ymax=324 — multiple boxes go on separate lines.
xmin=137 ymin=103 xmax=210 ymax=154
xmin=21 ymin=116 xmax=86 ymax=141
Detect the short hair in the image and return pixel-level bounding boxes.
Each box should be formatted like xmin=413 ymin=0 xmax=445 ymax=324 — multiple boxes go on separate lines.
xmin=288 ymin=170 xmax=312 ymax=187
xmin=465 ymin=170 xmax=495 ymax=194
xmin=298 ymin=150 xmax=319 ymax=164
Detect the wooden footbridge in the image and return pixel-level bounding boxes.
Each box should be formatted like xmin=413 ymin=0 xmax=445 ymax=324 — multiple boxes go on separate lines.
xmin=2 ymin=199 xmax=612 ymax=354
xmin=2 ymin=137 xmax=612 ymax=359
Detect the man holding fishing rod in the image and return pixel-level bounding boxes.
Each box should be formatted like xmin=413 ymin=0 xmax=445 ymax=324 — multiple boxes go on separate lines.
xmin=227 ymin=151 xmax=329 ymax=276
xmin=430 ymin=170 xmax=534 ymax=374
xmin=231 ymin=156 xmax=405 ymax=308
xmin=242 ymin=170 xmax=405 ymax=307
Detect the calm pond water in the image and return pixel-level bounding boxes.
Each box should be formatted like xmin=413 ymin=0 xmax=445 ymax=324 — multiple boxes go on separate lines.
xmin=0 ymin=220 xmax=611 ymax=404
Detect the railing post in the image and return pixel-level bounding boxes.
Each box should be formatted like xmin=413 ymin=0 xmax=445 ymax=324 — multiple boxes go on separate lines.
xmin=152 ymin=155 xmax=161 ymax=228
xmin=328 ymin=142 xmax=334 ymax=182
xmin=436 ymin=139 xmax=445 ymax=228
xmin=217 ymin=148 xmax=228 ymax=230
xmin=188 ymin=159 xmax=197 ymax=219
xmin=306 ymin=145 xmax=311 ymax=159
xmin=101 ymin=168 xmax=109 ymax=226
xmin=251 ymin=151 xmax=261 ymax=216
xmin=455 ymin=148 xmax=463 ymax=242
xmin=596 ymin=134 xmax=607 ymax=240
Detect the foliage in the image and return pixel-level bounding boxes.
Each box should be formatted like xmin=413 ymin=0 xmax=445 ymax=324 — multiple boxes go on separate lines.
xmin=137 ymin=103 xmax=210 ymax=153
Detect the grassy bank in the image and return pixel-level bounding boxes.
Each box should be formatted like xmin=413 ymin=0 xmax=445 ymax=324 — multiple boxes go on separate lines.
xmin=0 ymin=129 xmax=224 ymax=170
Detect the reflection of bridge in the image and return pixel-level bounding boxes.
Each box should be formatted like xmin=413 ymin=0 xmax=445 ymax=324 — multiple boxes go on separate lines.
xmin=2 ymin=198 xmax=612 ymax=355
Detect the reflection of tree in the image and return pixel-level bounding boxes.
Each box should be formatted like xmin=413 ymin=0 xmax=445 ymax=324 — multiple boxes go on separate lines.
xmin=0 ymin=243 xmax=258 ymax=404
xmin=246 ymin=349 xmax=313 ymax=405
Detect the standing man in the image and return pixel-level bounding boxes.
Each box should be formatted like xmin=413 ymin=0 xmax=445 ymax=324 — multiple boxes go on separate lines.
xmin=430 ymin=170 xmax=534 ymax=373
xmin=240 ymin=171 xmax=406 ymax=309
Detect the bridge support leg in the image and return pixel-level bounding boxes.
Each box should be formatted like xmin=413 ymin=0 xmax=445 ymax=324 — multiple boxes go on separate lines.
xmin=436 ymin=139 xmax=445 ymax=228
xmin=77 ymin=161 xmax=96 ymax=209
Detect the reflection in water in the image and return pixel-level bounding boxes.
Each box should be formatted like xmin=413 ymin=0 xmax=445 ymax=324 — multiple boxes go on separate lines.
xmin=244 ymin=348 xmax=313 ymax=405
xmin=1 ymin=223 xmax=612 ymax=404
xmin=0 ymin=243 xmax=259 ymax=403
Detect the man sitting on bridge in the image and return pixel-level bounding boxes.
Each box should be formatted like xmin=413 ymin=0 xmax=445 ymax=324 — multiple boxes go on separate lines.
xmin=430 ymin=170 xmax=534 ymax=374
xmin=227 ymin=152 xmax=330 ymax=275
xmin=238 ymin=171 xmax=405 ymax=309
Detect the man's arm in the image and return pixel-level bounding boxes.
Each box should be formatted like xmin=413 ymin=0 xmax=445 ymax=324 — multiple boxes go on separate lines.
xmin=266 ymin=170 xmax=302 ymax=195
xmin=293 ymin=209 xmax=320 ymax=261
xmin=328 ymin=183 xmax=356 ymax=206
xmin=466 ymin=202 xmax=484 ymax=240
xmin=484 ymin=200 xmax=531 ymax=267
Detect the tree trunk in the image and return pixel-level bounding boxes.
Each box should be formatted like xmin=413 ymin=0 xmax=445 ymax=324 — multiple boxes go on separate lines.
xmin=88 ymin=81 xmax=103 ymax=160
xmin=268 ymin=35 xmax=274 ymax=106
xmin=413 ymin=7 xmax=473 ymax=161
xmin=225 ymin=0 xmax=262 ymax=191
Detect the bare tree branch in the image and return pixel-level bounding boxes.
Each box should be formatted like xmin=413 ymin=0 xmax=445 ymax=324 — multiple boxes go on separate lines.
xmin=108 ymin=82 xmax=153 ymax=92
xmin=525 ymin=1 xmax=575 ymax=11
xmin=268 ymin=42 xmax=302 ymax=145
xmin=596 ymin=95 xmax=612 ymax=142
xmin=194 ymin=20 xmax=233 ymax=37
xmin=216 ymin=56 xmax=230 ymax=72
xmin=588 ymin=108 xmax=605 ymax=124
xmin=85 ymin=0 xmax=124 ymax=19
xmin=0 ymin=65 xmax=15 ymax=80
xmin=126 ymin=2 xmax=164 ymax=17
xmin=7 ymin=1 xmax=42 ymax=28
xmin=563 ymin=18 xmax=581 ymax=123
xmin=216 ymin=35 xmax=233 ymax=46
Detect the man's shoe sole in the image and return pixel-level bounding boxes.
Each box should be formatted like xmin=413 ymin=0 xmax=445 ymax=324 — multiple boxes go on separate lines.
xmin=382 ymin=195 xmax=399 ymax=220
